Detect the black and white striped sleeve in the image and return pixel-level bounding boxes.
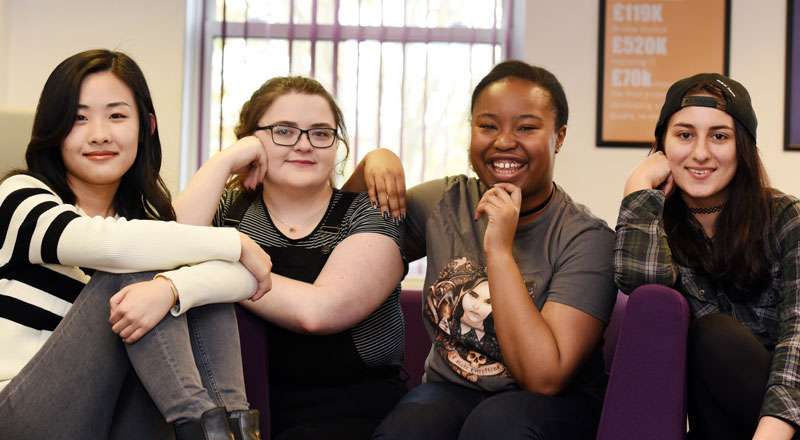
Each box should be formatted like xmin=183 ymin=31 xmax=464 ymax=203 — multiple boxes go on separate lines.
xmin=346 ymin=192 xmax=404 ymax=252
xmin=0 ymin=175 xmax=80 ymax=270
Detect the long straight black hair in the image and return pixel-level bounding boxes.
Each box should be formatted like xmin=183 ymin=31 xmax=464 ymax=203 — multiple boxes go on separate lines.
xmin=10 ymin=49 xmax=174 ymax=221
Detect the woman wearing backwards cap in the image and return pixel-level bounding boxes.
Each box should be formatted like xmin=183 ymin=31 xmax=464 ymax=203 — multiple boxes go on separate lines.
xmin=615 ymin=72 xmax=800 ymax=439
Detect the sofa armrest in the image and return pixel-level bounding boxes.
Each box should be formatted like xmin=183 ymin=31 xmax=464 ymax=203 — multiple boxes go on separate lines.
xmin=235 ymin=304 xmax=271 ymax=439
xmin=596 ymin=284 xmax=690 ymax=440
xmin=400 ymin=290 xmax=431 ymax=389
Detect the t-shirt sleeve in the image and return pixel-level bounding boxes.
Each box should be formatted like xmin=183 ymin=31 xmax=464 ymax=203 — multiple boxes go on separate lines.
xmin=546 ymin=222 xmax=618 ymax=325
xmin=212 ymin=188 xmax=239 ymax=227
xmin=346 ymin=192 xmax=408 ymax=274
xmin=404 ymin=178 xmax=447 ymax=251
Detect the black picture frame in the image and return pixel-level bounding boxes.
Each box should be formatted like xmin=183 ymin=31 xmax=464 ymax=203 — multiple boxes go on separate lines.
xmin=597 ymin=0 xmax=731 ymax=147
xmin=786 ymin=0 xmax=800 ymax=150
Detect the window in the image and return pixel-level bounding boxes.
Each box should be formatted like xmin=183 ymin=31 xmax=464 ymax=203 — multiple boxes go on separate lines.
xmin=193 ymin=0 xmax=513 ymax=281
xmin=199 ymin=0 xmax=511 ymax=187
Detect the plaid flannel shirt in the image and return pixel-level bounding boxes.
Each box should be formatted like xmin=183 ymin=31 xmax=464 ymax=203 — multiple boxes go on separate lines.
xmin=614 ymin=188 xmax=800 ymax=426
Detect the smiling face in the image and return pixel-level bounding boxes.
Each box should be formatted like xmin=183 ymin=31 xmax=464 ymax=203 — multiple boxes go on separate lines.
xmin=469 ymin=79 xmax=566 ymax=206
xmin=460 ymin=280 xmax=492 ymax=329
xmin=61 ymin=71 xmax=140 ymax=196
xmin=663 ymin=99 xmax=738 ymax=208
xmin=256 ymin=92 xmax=338 ymax=191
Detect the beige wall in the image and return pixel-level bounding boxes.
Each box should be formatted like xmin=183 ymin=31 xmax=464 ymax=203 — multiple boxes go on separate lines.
xmin=0 ymin=0 xmax=8 ymax=105
xmin=0 ymin=106 xmax=32 ymax=174
xmin=520 ymin=0 xmax=797 ymax=226
xmin=0 ymin=0 xmax=186 ymax=193
xmin=1 ymin=1 xmax=797 ymax=226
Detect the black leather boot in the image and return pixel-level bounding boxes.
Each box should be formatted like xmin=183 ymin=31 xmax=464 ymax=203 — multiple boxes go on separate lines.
xmin=174 ymin=407 xmax=235 ymax=440
xmin=228 ymin=409 xmax=261 ymax=440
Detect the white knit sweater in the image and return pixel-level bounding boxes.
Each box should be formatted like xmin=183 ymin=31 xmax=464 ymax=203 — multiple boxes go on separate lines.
xmin=0 ymin=174 xmax=257 ymax=390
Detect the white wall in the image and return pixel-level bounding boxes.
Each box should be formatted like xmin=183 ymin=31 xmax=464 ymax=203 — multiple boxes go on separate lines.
xmin=0 ymin=0 xmax=187 ymax=193
xmin=0 ymin=0 xmax=9 ymax=104
xmin=519 ymin=0 xmax=798 ymax=226
xmin=1 ymin=1 xmax=797 ymax=226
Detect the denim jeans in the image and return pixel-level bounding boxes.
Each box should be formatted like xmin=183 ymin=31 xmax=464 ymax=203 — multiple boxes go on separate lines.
xmin=372 ymin=381 xmax=602 ymax=440
xmin=0 ymin=271 xmax=248 ymax=439
xmin=108 ymin=368 xmax=174 ymax=440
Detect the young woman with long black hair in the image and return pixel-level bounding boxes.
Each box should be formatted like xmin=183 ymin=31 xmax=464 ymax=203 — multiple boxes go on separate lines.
xmin=615 ymin=73 xmax=800 ymax=440
xmin=0 ymin=49 xmax=270 ymax=439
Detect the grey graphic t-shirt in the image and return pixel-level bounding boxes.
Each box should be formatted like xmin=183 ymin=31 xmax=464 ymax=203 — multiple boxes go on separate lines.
xmin=405 ymin=176 xmax=617 ymax=396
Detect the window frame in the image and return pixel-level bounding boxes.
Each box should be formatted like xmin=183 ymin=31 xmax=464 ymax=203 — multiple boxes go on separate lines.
xmin=183 ymin=1 xmax=515 ymax=181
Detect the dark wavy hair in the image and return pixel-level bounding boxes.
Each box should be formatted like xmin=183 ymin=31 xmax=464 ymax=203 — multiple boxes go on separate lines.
xmin=8 ymin=49 xmax=174 ymax=221
xmin=229 ymin=75 xmax=350 ymax=191
xmin=471 ymin=60 xmax=569 ymax=131
xmin=654 ymin=83 xmax=774 ymax=299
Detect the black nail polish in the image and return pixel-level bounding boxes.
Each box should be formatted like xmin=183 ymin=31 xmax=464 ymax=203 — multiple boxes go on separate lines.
xmin=400 ymin=213 xmax=405 ymax=222
xmin=383 ymin=211 xmax=389 ymax=220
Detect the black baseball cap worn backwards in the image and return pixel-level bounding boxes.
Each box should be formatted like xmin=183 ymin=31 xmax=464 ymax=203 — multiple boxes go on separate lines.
xmin=654 ymin=72 xmax=757 ymax=141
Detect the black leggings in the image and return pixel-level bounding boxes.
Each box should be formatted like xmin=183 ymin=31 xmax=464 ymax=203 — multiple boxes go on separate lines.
xmin=687 ymin=312 xmax=774 ymax=439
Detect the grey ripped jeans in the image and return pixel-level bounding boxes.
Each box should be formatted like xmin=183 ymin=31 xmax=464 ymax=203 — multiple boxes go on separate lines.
xmin=0 ymin=271 xmax=249 ymax=439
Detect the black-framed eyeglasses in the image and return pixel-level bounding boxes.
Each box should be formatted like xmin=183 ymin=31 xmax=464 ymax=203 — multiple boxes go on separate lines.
xmin=255 ymin=124 xmax=338 ymax=149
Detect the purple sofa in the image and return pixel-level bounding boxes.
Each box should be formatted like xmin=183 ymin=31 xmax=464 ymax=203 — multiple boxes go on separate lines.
xmin=235 ymin=305 xmax=272 ymax=438
xmin=236 ymin=285 xmax=690 ymax=440
xmin=397 ymin=287 xmax=692 ymax=440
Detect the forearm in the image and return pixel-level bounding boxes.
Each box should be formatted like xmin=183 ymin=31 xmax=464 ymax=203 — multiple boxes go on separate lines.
xmin=753 ymin=416 xmax=796 ymax=440
xmin=240 ymin=273 xmax=388 ymax=334
xmin=240 ymin=233 xmax=403 ymax=334
xmin=486 ymin=250 xmax=565 ymax=394
xmin=614 ymin=226 xmax=677 ymax=293
xmin=174 ymin=153 xmax=233 ymax=226
xmin=615 ymin=189 xmax=677 ymax=293
xmin=761 ymin=320 xmax=800 ymax=428
xmin=764 ymin=200 xmax=800 ymax=429
xmin=341 ymin=154 xmax=368 ymax=192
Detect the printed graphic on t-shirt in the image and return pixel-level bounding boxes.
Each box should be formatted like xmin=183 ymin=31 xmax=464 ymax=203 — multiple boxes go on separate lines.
xmin=425 ymin=257 xmax=536 ymax=383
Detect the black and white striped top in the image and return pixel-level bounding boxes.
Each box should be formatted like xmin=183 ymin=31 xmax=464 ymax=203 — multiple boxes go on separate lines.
xmin=0 ymin=174 xmax=246 ymax=390
xmin=215 ymin=189 xmax=407 ymax=372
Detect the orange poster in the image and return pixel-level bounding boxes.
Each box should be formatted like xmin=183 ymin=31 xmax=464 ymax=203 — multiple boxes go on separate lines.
xmin=598 ymin=0 xmax=729 ymax=146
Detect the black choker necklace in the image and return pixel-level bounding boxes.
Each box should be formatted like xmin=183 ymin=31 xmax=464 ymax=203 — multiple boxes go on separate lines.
xmin=519 ymin=183 xmax=556 ymax=217
xmin=687 ymin=203 xmax=725 ymax=215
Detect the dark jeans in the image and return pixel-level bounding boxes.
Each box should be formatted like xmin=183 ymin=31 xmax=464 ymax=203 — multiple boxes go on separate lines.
xmin=686 ymin=312 xmax=800 ymax=440
xmin=273 ymin=373 xmax=408 ymax=440
xmin=372 ymin=381 xmax=602 ymax=440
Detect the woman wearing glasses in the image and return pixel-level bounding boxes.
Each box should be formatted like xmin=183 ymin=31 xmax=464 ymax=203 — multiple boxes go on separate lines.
xmin=175 ymin=76 xmax=407 ymax=439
